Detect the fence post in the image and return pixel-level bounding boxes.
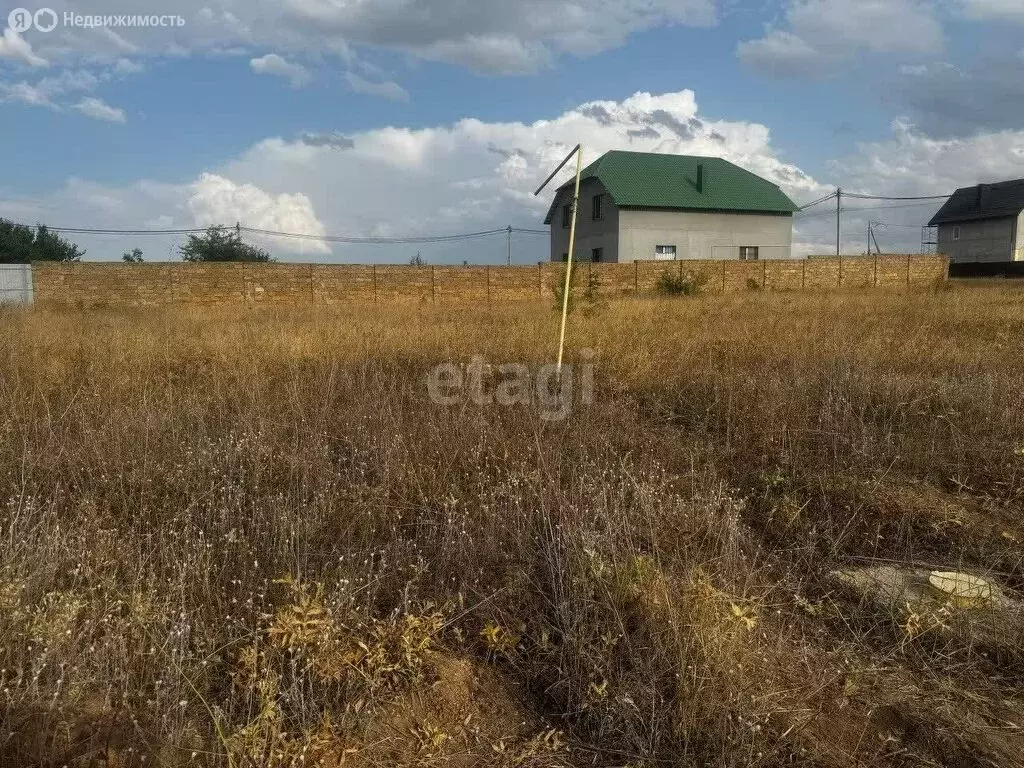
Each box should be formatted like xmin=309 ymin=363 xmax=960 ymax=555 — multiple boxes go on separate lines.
xmin=762 ymin=259 xmax=767 ymax=289
xmin=906 ymin=255 xmax=912 ymax=287
xmin=801 ymin=260 xmax=806 ymax=290
xmin=431 ymin=266 xmax=436 ymax=303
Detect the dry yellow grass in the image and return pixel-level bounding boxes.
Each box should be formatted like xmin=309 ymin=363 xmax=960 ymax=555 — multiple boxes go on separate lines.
xmin=0 ymin=283 xmax=1023 ymax=767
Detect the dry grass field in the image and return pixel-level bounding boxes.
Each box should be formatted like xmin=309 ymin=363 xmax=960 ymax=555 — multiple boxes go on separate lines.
xmin=1 ymin=283 xmax=1024 ymax=767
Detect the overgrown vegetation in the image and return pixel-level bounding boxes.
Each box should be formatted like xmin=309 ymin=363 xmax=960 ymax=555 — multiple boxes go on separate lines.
xmin=179 ymin=225 xmax=274 ymax=263
xmin=1 ymin=285 xmax=1023 ymax=767
xmin=0 ymin=218 xmax=85 ymax=262
xmin=656 ymin=267 xmax=709 ymax=295
xmin=552 ymin=261 xmax=603 ymax=316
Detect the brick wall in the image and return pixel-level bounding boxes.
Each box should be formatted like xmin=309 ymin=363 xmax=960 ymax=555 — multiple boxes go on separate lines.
xmin=31 ymin=255 xmax=949 ymax=308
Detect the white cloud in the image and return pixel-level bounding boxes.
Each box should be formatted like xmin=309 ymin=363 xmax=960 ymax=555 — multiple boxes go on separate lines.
xmin=250 ymin=53 xmax=312 ymax=87
xmin=73 ymin=96 xmax=126 ymax=122
xmin=736 ymin=31 xmax=825 ymax=78
xmin=411 ymin=35 xmax=554 ymax=74
xmin=959 ymin=0 xmax=1024 ymax=22
xmin=0 ymin=68 xmax=98 ymax=107
xmin=187 ymin=173 xmax=330 ymax=255
xmin=738 ymin=0 xmax=943 ymax=77
xmin=113 ymin=57 xmax=145 ymax=75
xmin=344 ymin=72 xmax=409 ymax=102
xmin=0 ymin=28 xmax=48 ymax=67
xmin=785 ymin=121 xmax=1024 ymax=257
xmin=838 ymin=119 xmax=1024 ymax=197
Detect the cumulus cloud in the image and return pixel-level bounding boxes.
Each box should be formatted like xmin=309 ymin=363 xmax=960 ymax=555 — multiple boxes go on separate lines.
xmin=0 ymin=28 xmax=48 ymax=67
xmin=837 ymin=119 xmax=1024 ymax=197
xmin=250 ymin=53 xmax=312 ymax=87
xmin=73 ymin=96 xmax=126 ymax=122
xmin=786 ymin=120 xmax=1024 ymax=257
xmin=297 ymin=131 xmax=355 ymax=149
xmin=344 ymin=72 xmax=409 ymax=101
xmin=187 ymin=173 xmax=330 ymax=254
xmin=738 ymin=0 xmax=943 ymax=78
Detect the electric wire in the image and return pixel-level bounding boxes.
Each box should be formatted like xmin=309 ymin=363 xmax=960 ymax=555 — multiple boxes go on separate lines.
xmin=2 ymin=220 xmax=549 ymax=244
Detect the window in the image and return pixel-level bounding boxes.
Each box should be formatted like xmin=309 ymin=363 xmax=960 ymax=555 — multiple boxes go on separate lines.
xmin=592 ymin=194 xmax=604 ymax=220
xmin=562 ymin=204 xmax=573 ymax=228
xmin=953 ymin=226 xmax=961 ymax=241
xmin=592 ymin=247 xmax=603 ymax=263
xmin=739 ymin=246 xmax=759 ymax=261
xmin=654 ymin=245 xmax=677 ymax=261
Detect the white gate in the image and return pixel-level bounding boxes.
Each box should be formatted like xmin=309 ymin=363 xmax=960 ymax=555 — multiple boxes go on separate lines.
xmin=0 ymin=264 xmax=33 ymax=305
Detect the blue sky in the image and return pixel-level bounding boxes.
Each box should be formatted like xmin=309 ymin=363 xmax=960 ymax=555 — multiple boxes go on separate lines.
xmin=2 ymin=0 xmax=1023 ymax=262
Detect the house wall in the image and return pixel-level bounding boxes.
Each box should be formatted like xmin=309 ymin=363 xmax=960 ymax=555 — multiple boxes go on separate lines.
xmin=616 ymin=209 xmax=794 ymax=262
xmin=937 ymin=217 xmax=1016 ymax=263
xmin=549 ymin=179 xmax=620 ymax=262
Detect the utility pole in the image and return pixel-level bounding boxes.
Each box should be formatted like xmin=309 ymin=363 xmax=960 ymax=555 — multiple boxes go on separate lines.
xmin=507 ymin=225 xmax=512 ymax=267
xmin=835 ymin=188 xmax=842 ymax=258
xmin=869 ymin=221 xmax=884 ymax=256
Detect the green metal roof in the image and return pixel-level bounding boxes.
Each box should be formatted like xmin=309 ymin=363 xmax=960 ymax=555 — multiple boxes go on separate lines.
xmin=544 ymin=151 xmax=798 ymax=223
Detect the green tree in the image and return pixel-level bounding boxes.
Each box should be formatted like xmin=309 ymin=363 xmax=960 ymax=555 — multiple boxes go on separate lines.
xmin=122 ymin=248 xmax=145 ymax=263
xmin=179 ymin=226 xmax=273 ymax=263
xmin=0 ymin=218 xmax=85 ymax=263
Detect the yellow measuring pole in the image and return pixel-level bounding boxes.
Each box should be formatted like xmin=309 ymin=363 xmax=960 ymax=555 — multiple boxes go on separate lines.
xmin=556 ymin=147 xmax=583 ymax=376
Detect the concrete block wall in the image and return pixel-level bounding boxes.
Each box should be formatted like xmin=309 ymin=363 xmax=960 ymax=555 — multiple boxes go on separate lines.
xmin=31 ymin=255 xmax=948 ymax=309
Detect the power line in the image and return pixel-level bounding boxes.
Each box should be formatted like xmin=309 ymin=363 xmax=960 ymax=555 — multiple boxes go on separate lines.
xmin=239 ymin=225 xmax=510 ymax=244
xmin=795 ymin=189 xmax=951 ymax=210
xmin=844 ymin=192 xmax=952 ymax=201
xmin=795 ymin=200 xmax=944 ymax=220
xmin=3 ymin=219 xmax=549 ymax=244
xmin=797 ymin=191 xmax=837 ymax=210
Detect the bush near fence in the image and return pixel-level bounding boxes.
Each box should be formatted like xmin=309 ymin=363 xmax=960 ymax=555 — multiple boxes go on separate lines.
xmin=30 ymin=255 xmax=949 ymax=308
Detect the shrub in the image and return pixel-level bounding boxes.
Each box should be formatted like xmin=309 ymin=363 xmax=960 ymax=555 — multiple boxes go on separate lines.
xmin=657 ymin=268 xmax=709 ymax=296
xmin=179 ymin=225 xmax=273 ymax=263
xmin=552 ymin=262 xmax=603 ymax=316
